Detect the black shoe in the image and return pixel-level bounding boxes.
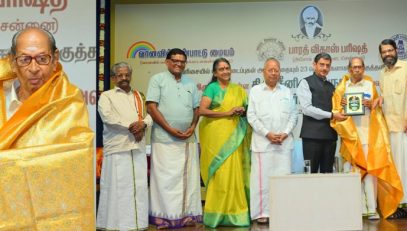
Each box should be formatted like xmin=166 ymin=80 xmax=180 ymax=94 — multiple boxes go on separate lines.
xmin=388 ymin=208 xmax=407 ymax=219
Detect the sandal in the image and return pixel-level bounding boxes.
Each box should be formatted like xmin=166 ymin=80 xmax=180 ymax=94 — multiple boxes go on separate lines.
xmin=257 ymin=217 xmax=269 ymax=224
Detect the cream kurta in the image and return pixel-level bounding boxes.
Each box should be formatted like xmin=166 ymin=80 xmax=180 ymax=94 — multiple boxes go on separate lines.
xmin=97 ymin=87 xmax=152 ymax=230
xmin=379 ymin=59 xmax=407 ymax=205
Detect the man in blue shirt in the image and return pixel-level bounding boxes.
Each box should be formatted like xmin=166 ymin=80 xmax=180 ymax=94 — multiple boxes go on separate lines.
xmin=146 ymin=48 xmax=202 ymax=229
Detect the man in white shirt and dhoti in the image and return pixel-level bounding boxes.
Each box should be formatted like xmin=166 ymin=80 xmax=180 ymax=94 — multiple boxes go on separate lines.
xmin=97 ymin=62 xmax=153 ymax=230
xmin=247 ymin=58 xmax=298 ymax=224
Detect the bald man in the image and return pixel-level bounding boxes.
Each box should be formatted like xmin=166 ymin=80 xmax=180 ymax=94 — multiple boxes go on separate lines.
xmin=0 ymin=28 xmax=94 ymax=230
xmin=247 ymin=58 xmax=298 ymax=224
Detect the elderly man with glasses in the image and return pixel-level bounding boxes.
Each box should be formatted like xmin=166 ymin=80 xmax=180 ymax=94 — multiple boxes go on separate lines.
xmin=0 ymin=28 xmax=94 ymax=229
xmin=331 ymin=57 xmax=403 ymax=220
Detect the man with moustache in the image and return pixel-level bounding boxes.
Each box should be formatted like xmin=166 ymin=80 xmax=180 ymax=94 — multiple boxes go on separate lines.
xmin=146 ymin=48 xmax=202 ymax=229
xmin=331 ymin=57 xmax=402 ymax=219
xmin=247 ymin=58 xmax=298 ymax=224
xmin=300 ymin=6 xmax=323 ymax=39
xmin=297 ymin=52 xmax=346 ymax=173
xmin=97 ymin=62 xmax=152 ymax=230
xmin=373 ymin=39 xmax=407 ymax=218
xmin=0 ymin=28 xmax=94 ymax=229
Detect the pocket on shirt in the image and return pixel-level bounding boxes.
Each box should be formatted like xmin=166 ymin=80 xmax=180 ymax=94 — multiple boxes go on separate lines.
xmin=394 ymin=79 xmax=402 ymax=94
xmin=179 ymin=89 xmax=193 ymax=109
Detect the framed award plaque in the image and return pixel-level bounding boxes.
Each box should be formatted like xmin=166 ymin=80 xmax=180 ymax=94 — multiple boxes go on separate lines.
xmin=344 ymin=92 xmax=365 ymax=116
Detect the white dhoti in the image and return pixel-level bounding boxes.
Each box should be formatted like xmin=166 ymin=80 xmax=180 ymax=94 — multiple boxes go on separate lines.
xmin=149 ymin=142 xmax=203 ymax=229
xmin=97 ymin=149 xmax=148 ymax=230
xmin=390 ymin=132 xmax=407 ymax=205
xmin=343 ymin=144 xmax=377 ymax=215
xmin=250 ymin=149 xmax=292 ymax=220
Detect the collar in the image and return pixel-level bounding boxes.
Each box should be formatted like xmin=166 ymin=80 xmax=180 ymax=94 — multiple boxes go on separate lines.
xmin=384 ymin=60 xmax=402 ymax=72
xmin=313 ymin=73 xmax=327 ymax=82
xmin=167 ymin=70 xmax=183 ymax=82
xmin=114 ymin=86 xmax=133 ymax=94
xmin=346 ymin=78 xmax=365 ymax=87
xmin=10 ymin=80 xmax=21 ymax=104
xmin=7 ymin=80 xmax=22 ymax=119
xmin=261 ymin=82 xmax=281 ymax=91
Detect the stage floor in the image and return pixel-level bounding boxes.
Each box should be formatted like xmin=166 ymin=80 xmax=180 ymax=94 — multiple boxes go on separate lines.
xmin=146 ymin=218 xmax=407 ymax=230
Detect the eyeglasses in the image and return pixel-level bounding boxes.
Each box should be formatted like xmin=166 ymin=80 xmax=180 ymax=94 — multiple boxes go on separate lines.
xmin=380 ymin=48 xmax=395 ymax=55
xmin=170 ymin=58 xmax=186 ymax=65
xmin=15 ymin=54 xmax=52 ymax=67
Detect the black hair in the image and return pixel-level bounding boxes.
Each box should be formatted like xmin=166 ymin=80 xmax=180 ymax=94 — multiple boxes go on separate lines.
xmin=208 ymin=57 xmax=231 ymax=85
xmin=314 ymin=52 xmax=332 ymax=63
xmin=166 ymin=48 xmax=187 ymax=61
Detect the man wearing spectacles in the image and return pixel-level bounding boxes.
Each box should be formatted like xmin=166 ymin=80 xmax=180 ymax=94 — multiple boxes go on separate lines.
xmin=146 ymin=48 xmax=202 ymax=229
xmin=0 ymin=28 xmax=94 ymax=229
xmin=373 ymin=39 xmax=407 ymax=218
xmin=331 ymin=57 xmax=403 ymax=220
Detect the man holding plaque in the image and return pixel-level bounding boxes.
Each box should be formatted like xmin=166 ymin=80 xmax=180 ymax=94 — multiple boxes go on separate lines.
xmin=297 ymin=53 xmax=346 ymax=173
xmin=331 ymin=57 xmax=402 ymax=219
xmin=373 ymin=39 xmax=407 ymax=218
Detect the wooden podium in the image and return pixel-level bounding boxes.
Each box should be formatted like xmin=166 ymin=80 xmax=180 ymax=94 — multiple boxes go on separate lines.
xmin=269 ymin=173 xmax=362 ymax=231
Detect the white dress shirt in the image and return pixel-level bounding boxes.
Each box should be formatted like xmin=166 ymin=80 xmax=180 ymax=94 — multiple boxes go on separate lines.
xmin=98 ymin=87 xmax=153 ymax=155
xmin=247 ymin=83 xmax=298 ymax=152
xmin=297 ymin=78 xmax=332 ymax=120
xmin=345 ymin=78 xmax=373 ymax=145
xmin=5 ymin=80 xmax=22 ymax=120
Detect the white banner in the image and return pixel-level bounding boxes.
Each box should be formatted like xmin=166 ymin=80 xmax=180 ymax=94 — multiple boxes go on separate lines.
xmin=114 ymin=0 xmax=407 ymax=137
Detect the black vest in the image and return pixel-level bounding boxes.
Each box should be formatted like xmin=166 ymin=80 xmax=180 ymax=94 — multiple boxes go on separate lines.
xmin=300 ymin=74 xmax=337 ymax=140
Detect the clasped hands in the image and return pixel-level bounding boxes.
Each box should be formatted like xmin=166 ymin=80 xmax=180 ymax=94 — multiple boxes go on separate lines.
xmin=168 ymin=126 xmax=195 ymax=140
xmin=229 ymin=106 xmax=246 ymax=116
xmin=266 ymin=132 xmax=288 ymax=145
xmin=129 ymin=121 xmax=146 ymax=142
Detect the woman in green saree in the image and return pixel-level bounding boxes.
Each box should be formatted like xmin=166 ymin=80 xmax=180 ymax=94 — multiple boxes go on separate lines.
xmin=199 ymin=58 xmax=251 ymax=228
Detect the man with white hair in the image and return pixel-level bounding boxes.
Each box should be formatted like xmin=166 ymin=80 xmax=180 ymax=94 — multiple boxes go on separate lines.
xmin=247 ymin=58 xmax=298 ymax=224
xmin=331 ymin=57 xmax=403 ymax=220
xmin=97 ymin=62 xmax=153 ymax=230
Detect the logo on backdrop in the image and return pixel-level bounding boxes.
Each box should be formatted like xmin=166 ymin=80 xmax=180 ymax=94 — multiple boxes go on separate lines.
xmin=391 ymin=34 xmax=407 ymax=60
xmin=256 ymin=38 xmax=285 ymax=61
xmin=292 ymin=5 xmax=331 ymax=41
xmin=126 ymin=42 xmax=235 ymax=60
xmin=126 ymin=41 xmax=157 ymax=58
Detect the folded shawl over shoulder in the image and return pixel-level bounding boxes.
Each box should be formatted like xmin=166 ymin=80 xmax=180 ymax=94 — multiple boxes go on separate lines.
xmin=331 ymin=74 xmax=403 ymax=219
xmin=0 ymin=57 xmax=95 ymax=230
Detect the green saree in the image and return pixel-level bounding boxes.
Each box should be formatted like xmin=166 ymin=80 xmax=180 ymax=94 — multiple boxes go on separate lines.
xmin=200 ymin=82 xmax=251 ymax=228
